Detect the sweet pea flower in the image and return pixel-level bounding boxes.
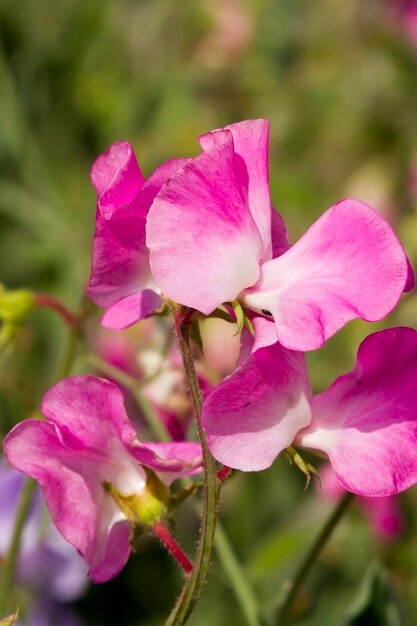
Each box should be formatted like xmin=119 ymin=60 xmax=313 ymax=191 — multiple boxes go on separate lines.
xmin=3 ymin=376 xmax=202 ymax=583
xmin=319 ymin=465 xmax=403 ymax=541
xmin=87 ymin=141 xmax=190 ymax=330
xmin=202 ymin=326 xmax=417 ymax=497
xmin=147 ymin=119 xmax=413 ymax=351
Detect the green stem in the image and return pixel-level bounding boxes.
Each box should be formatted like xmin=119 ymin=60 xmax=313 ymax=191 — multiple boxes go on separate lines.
xmin=164 ymin=309 xmax=219 ymax=626
xmin=0 ymin=478 xmax=37 ymax=615
xmin=215 ymin=523 xmax=261 ymax=626
xmin=86 ymin=353 xmax=170 ymax=442
xmin=275 ymin=492 xmax=354 ymax=624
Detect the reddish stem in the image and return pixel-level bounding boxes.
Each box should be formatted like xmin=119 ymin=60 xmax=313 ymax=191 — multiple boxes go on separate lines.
xmin=217 ymin=465 xmax=232 ymax=482
xmin=35 ymin=293 xmax=77 ymax=327
xmin=152 ymin=521 xmax=193 ymax=575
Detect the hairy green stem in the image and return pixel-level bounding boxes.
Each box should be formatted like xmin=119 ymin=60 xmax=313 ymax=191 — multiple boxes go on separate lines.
xmin=86 ymin=353 xmax=170 ymax=442
xmin=0 ymin=478 xmax=37 ymax=615
xmin=275 ymin=492 xmax=354 ymax=624
xmin=90 ymin=327 xmax=259 ymax=624
xmin=164 ymin=309 xmax=219 ymax=626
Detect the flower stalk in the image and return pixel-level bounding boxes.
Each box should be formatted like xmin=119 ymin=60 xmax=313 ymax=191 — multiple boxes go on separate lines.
xmin=164 ymin=307 xmax=220 ymax=625
xmin=152 ymin=522 xmax=193 ymax=575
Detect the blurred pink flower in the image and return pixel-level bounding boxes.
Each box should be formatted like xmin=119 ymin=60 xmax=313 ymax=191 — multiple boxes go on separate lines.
xmin=319 ymin=464 xmax=403 ymax=540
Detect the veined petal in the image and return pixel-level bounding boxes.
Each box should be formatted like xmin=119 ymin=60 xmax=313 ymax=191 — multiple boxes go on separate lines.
xmin=147 ymin=130 xmax=263 ymax=314
xmin=3 ymin=420 xmax=132 ymax=583
xmin=87 ymin=211 xmax=152 ymax=308
xmin=90 ymin=141 xmax=145 ymax=220
xmin=101 ymin=290 xmax=162 ymax=330
xmin=41 ymin=376 xmax=139 ymax=452
xmin=298 ymin=327 xmax=417 ymax=496
xmin=271 ymin=206 xmax=291 ymax=258
xmin=202 ymin=342 xmax=312 ymax=471
xmin=199 ymin=119 xmax=273 ymax=260
xmin=242 ymin=199 xmax=409 ymax=351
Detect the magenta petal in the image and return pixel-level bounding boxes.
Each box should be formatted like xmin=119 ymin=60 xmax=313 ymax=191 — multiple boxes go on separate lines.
xmin=41 ymin=376 xmax=138 ymax=450
xmin=90 ymin=519 xmax=131 ymax=583
xmin=3 ymin=420 xmax=131 ymax=583
xmin=101 ymin=290 xmax=162 ymax=330
xmin=143 ymin=442 xmax=203 ymax=482
xmin=91 ymin=141 xmax=145 ymax=220
xmin=242 ymin=199 xmax=409 ymax=351
xmin=202 ymin=343 xmax=312 ymax=471
xmin=199 ymin=119 xmax=273 ymax=260
xmin=405 ymin=257 xmax=415 ymax=291
xmin=87 ymin=211 xmax=152 ymax=308
xmin=299 ymin=327 xmax=417 ymax=496
xmin=147 ymin=130 xmax=263 ymax=314
xmin=270 ymin=207 xmax=291 ymax=258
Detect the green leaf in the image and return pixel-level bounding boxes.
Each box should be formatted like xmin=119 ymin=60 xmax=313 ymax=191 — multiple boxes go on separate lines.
xmin=344 ymin=562 xmax=403 ymax=626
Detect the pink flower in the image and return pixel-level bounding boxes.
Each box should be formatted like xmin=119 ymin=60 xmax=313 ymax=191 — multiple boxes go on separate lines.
xmin=3 ymin=376 xmax=202 ymax=583
xmin=319 ymin=465 xmax=403 ymax=540
xmin=147 ymin=120 xmax=412 ymax=351
xmin=202 ymin=326 xmax=417 ymax=497
xmin=87 ymin=141 xmax=190 ymax=330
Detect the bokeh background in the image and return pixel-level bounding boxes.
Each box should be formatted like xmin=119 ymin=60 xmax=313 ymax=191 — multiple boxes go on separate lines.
xmin=1 ymin=1 xmax=417 ymax=624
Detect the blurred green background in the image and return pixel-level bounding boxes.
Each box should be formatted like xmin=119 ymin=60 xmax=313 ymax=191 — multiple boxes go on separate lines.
xmin=1 ymin=0 xmax=417 ymax=624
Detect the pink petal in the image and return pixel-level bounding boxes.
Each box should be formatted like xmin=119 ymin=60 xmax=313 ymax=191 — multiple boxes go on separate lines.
xmin=199 ymin=119 xmax=273 ymax=260
xmin=101 ymin=290 xmax=162 ymax=330
xmin=298 ymin=327 xmax=417 ymax=496
xmin=41 ymin=376 xmax=138 ymax=452
xmin=87 ymin=211 xmax=152 ymax=308
xmin=143 ymin=442 xmax=203 ymax=483
xmin=271 ymin=206 xmax=291 ymax=258
xmin=147 ymin=129 xmax=263 ymax=314
xmin=405 ymin=257 xmax=415 ymax=291
xmin=242 ymin=199 xmax=409 ymax=351
xmin=42 ymin=376 xmax=198 ymax=476
xmin=3 ymin=419 xmax=131 ymax=583
xmin=202 ymin=342 xmax=312 ymax=471
xmin=88 ymin=157 xmax=189 ymax=309
xmin=90 ymin=141 xmax=145 ymax=220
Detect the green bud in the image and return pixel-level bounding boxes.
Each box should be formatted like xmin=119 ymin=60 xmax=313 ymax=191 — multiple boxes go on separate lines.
xmin=0 ymin=285 xmax=35 ymax=324
xmin=104 ymin=468 xmax=170 ymax=527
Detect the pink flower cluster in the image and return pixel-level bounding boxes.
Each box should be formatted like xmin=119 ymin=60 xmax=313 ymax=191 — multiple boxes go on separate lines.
xmin=4 ymin=119 xmax=417 ymax=583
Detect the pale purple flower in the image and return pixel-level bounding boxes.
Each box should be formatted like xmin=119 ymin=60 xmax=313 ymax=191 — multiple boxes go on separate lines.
xmin=3 ymin=376 xmax=202 ymax=583
xmin=202 ymin=327 xmax=417 ymax=497
xmin=146 ymin=120 xmax=412 ymax=351
xmin=0 ymin=460 xmax=88 ymax=626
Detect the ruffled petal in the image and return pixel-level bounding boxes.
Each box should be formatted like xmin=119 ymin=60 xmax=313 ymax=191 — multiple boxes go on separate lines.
xmin=147 ymin=130 xmax=263 ymax=314
xmin=101 ymin=290 xmax=162 ymax=330
xmin=242 ymin=199 xmax=409 ymax=351
xmin=3 ymin=420 xmax=131 ymax=583
xmin=87 ymin=211 xmax=152 ymax=308
xmin=202 ymin=342 xmax=312 ymax=471
xmin=199 ymin=119 xmax=273 ymax=260
xmin=90 ymin=141 xmax=145 ymax=220
xmin=298 ymin=327 xmax=417 ymax=496
xmin=270 ymin=207 xmax=291 ymax=258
